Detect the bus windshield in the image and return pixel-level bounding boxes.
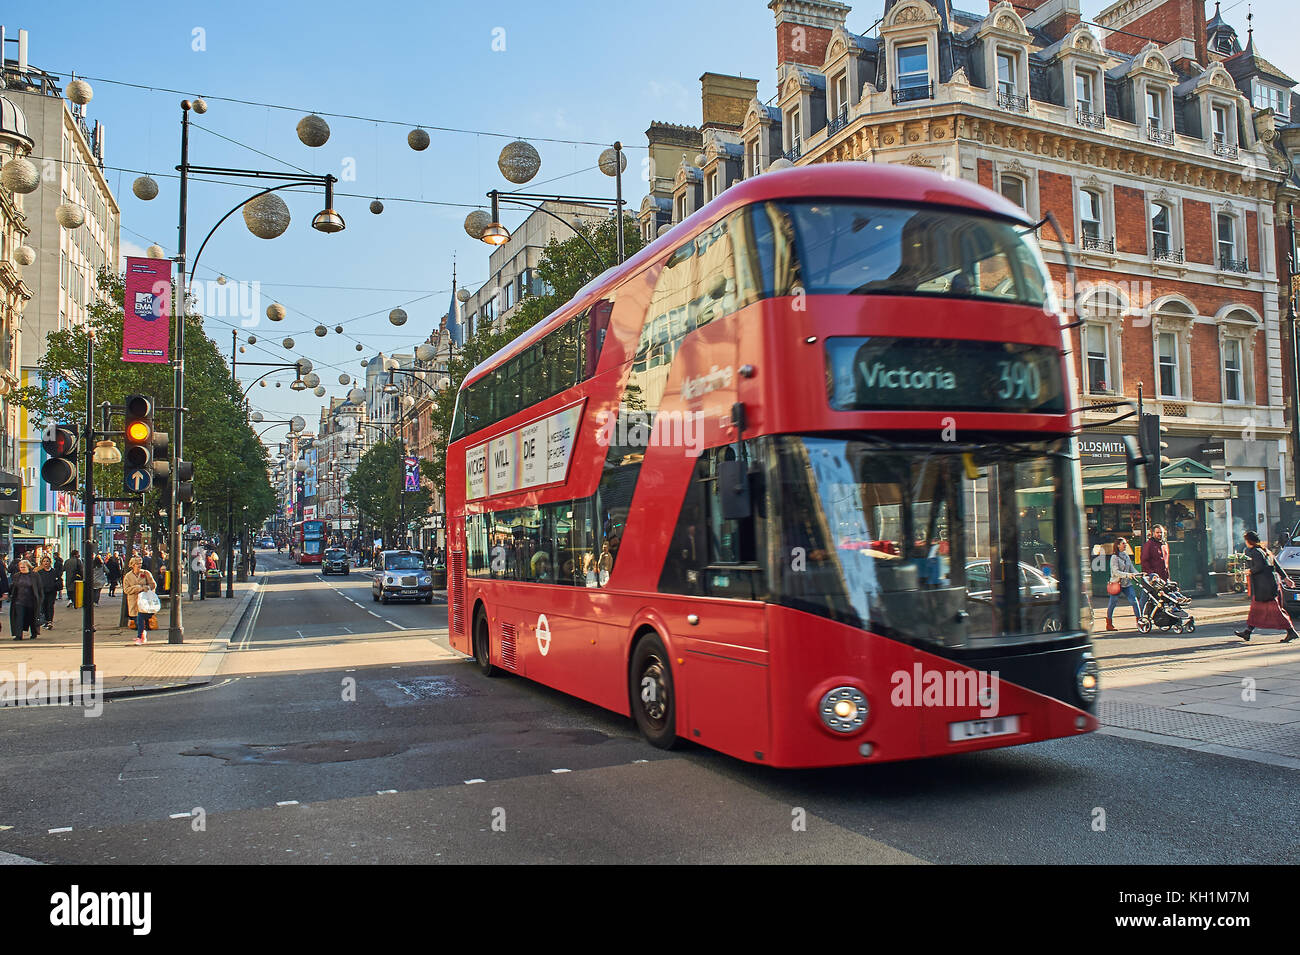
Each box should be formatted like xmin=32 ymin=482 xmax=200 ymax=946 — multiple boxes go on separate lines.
xmin=771 ymin=200 xmax=1050 ymax=307
xmin=769 ymin=436 xmax=1079 ymax=647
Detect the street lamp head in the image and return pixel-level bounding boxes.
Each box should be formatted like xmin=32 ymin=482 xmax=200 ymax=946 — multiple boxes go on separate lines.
xmin=312 ymin=208 xmax=346 ymax=234
xmin=481 ymin=222 xmax=509 ymax=246
xmin=291 ymin=378 xmax=307 ymax=391
xmin=93 ymin=440 xmax=122 ymax=465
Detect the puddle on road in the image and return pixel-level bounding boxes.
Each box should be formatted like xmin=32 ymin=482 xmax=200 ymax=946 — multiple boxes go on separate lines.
xmin=182 ymin=739 xmax=407 ymax=765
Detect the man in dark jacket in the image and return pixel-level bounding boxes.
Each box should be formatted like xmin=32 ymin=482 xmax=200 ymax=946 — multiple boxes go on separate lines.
xmin=1140 ymin=525 xmax=1170 ymax=580
xmin=63 ymin=550 xmax=82 ymax=608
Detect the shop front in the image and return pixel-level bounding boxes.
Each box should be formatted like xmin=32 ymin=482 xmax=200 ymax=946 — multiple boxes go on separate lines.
xmin=1080 ymin=457 xmax=1232 ymax=597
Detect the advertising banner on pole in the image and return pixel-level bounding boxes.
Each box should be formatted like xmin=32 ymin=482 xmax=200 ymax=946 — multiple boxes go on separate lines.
xmin=403 ymin=456 xmax=420 ymax=492
xmin=122 ymin=256 xmax=172 ymax=363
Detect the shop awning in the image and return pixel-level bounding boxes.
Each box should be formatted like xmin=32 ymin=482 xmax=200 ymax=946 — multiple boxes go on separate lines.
xmin=1069 ymin=457 xmax=1232 ymax=505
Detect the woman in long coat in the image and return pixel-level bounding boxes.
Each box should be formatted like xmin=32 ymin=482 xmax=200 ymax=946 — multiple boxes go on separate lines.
xmin=9 ymin=559 xmax=42 ymax=640
xmin=1235 ymin=530 xmax=1300 ymax=643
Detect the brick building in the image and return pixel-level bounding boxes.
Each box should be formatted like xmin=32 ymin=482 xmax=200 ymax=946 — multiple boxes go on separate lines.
xmin=639 ymin=0 xmax=1295 ymax=594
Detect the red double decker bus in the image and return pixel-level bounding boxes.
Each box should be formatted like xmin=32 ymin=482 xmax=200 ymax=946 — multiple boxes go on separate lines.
xmin=292 ymin=519 xmax=325 ymax=565
xmin=445 ymin=163 xmax=1099 ymax=767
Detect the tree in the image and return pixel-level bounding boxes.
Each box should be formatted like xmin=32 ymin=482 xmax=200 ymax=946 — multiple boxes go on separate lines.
xmin=425 ymin=214 xmax=644 ymax=489
xmin=11 ymin=268 xmax=276 ymax=550
xmin=343 ymin=439 xmax=435 ymax=547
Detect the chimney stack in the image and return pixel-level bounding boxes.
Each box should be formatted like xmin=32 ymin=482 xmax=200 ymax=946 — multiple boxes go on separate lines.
xmin=769 ymin=0 xmax=851 ymax=78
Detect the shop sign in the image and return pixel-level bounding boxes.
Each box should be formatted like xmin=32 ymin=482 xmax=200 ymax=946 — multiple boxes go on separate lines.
xmin=1195 ymin=485 xmax=1232 ymax=500
xmin=1079 ymin=437 xmax=1131 ymax=464
xmin=1103 ymin=488 xmax=1141 ymax=504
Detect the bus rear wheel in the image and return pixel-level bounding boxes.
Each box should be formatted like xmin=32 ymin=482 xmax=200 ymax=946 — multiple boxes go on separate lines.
xmin=630 ymin=633 xmax=677 ymax=749
xmin=473 ymin=611 xmax=500 ymax=678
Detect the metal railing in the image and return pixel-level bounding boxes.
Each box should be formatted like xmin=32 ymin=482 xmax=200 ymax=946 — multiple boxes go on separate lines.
xmin=892 ymin=82 xmax=933 ymax=104
xmin=784 ymin=143 xmax=802 ymax=162
xmin=1147 ymin=124 xmax=1174 ymax=146
xmin=1075 ymin=105 xmax=1106 ymax=129
xmin=1152 ymin=245 xmax=1184 ymax=264
xmin=1219 ymin=253 xmax=1249 ymax=273
xmin=1081 ymin=234 xmax=1115 ymax=253
xmin=997 ymin=89 xmax=1029 ymax=113
xmin=1213 ymin=138 xmax=1239 ymax=159
xmin=827 ymin=107 xmax=850 ymax=136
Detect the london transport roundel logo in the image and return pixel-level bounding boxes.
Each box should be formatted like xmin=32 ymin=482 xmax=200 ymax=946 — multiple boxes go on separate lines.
xmin=536 ymin=613 xmax=551 ymax=656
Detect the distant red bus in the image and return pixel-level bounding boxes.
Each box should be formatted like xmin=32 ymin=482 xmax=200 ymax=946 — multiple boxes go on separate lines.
xmin=292 ymin=520 xmax=325 ymax=565
xmin=444 ymin=163 xmax=1098 ymax=767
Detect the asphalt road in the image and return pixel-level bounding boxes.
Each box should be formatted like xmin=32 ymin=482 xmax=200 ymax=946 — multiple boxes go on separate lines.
xmin=0 ymin=549 xmax=1294 ymax=864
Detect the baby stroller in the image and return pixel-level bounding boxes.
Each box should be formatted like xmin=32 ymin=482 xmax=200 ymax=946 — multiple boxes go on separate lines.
xmin=1134 ymin=573 xmax=1196 ymax=634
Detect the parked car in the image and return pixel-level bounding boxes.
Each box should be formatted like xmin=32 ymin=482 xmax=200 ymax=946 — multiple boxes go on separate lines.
xmin=321 ymin=548 xmax=351 ymax=575
xmin=259 ymin=536 xmax=276 ymax=549
xmin=965 ymin=559 xmax=1062 ymax=633
xmin=372 ymin=550 xmax=433 ymax=604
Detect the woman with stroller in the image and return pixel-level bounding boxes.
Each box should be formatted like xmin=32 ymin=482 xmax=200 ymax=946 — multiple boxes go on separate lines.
xmin=1235 ymin=530 xmax=1300 ymax=643
xmin=1105 ymin=537 xmax=1143 ymax=631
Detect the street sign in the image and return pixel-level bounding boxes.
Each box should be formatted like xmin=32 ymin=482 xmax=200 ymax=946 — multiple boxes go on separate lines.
xmin=0 ymin=470 xmax=20 ymax=515
xmin=125 ymin=467 xmax=151 ymax=493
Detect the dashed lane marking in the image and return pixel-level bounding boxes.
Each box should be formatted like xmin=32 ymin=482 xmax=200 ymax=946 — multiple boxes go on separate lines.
xmin=169 ymin=812 xmax=190 ymax=819
xmin=369 ymin=611 xmax=381 ymax=618
xmin=376 ymin=789 xmax=397 ymax=795
xmin=464 ymin=779 xmax=485 ymax=785
xmin=551 ymin=768 xmax=572 ymax=774
xmin=385 ymin=620 xmax=405 ymax=629
xmin=48 ymin=827 xmax=71 ymax=834
xmin=276 ymin=800 xmax=299 ymax=807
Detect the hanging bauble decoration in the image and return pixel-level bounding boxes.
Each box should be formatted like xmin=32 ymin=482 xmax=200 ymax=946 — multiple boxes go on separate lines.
xmin=243 ymin=193 xmax=291 ymax=239
xmin=267 ymin=303 xmax=286 ymax=322
xmin=66 ymin=78 xmax=93 ymax=105
xmin=408 ymin=128 xmax=430 ymax=151
xmin=498 ymin=139 xmax=541 ymax=184
xmin=56 ymin=203 xmax=85 ymax=230
xmin=369 ymin=199 xmax=384 ymax=214
xmin=0 ymin=158 xmax=39 ymax=195
xmin=389 ymin=308 xmax=408 ymax=327
xmin=296 ymin=113 xmax=331 ymax=148
xmin=132 ymin=175 xmax=159 ymax=201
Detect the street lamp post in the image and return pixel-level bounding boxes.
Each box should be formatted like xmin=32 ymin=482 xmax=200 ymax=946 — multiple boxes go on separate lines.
xmin=168 ymin=97 xmax=344 ymax=643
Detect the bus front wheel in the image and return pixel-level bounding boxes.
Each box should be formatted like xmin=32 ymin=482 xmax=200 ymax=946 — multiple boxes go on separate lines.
xmin=630 ymin=633 xmax=677 ymax=750
xmin=473 ymin=611 xmax=501 ymax=678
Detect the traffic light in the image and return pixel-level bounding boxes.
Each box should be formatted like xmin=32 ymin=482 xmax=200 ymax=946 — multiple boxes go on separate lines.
xmin=152 ymin=428 xmax=170 ymax=488
xmin=175 ymin=459 xmax=195 ymax=503
xmin=1139 ymin=412 xmax=1169 ymax=496
xmin=40 ymin=423 xmax=79 ymax=492
xmin=123 ymin=394 xmax=154 ymax=495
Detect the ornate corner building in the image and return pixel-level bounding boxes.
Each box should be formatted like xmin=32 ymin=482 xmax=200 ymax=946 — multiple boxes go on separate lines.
xmin=637 ymin=0 xmax=1298 ymax=596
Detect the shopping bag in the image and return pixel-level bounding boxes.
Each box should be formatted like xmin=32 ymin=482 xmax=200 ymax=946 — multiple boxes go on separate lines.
xmin=137 ymin=589 xmax=162 ymax=614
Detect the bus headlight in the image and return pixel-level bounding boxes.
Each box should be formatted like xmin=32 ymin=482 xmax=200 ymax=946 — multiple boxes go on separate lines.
xmin=819 ymin=686 xmax=868 ymax=733
xmin=1076 ymin=655 xmax=1100 ymax=704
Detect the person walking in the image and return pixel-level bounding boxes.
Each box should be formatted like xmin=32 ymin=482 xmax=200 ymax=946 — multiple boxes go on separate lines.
xmin=62 ymin=549 xmax=82 ymax=608
xmin=1139 ymin=523 xmax=1170 ymax=613
xmin=106 ymin=552 xmax=122 ymax=597
xmin=8 ymin=559 xmax=42 ymax=640
xmin=122 ymin=556 xmax=157 ymax=645
xmin=90 ymin=556 xmax=108 ymax=605
xmin=1235 ymin=530 xmax=1300 ymax=643
xmin=1105 ymin=538 xmax=1143 ymax=631
xmin=37 ymin=556 xmax=59 ymax=630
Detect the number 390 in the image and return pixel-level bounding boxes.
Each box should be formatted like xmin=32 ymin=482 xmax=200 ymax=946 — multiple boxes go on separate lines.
xmin=997 ymin=360 xmax=1042 ymax=401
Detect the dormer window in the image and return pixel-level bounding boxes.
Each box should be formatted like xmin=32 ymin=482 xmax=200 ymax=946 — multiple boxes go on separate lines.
xmin=785 ymin=106 xmax=801 ymax=158
xmin=1253 ymin=81 xmax=1289 ymax=119
xmin=997 ymin=52 xmax=1016 ymax=97
xmin=895 ymin=44 xmax=931 ymax=102
xmin=833 ymin=71 xmax=849 ymax=120
xmin=1075 ymin=72 xmax=1094 ymax=112
xmin=1212 ymin=105 xmax=1228 ymax=143
xmin=1146 ymin=89 xmax=1163 ymax=128
xmin=1145 ymin=85 xmax=1173 ymax=144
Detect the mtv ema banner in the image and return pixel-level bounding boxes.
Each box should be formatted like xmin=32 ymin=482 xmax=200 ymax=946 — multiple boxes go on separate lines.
xmin=465 ymin=401 xmax=582 ymax=502
xmin=122 ymin=257 xmax=172 ymax=364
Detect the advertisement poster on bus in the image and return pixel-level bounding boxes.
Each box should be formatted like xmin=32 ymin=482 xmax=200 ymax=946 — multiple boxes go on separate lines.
xmin=465 ymin=401 xmax=583 ymax=501
xmin=403 ymin=456 xmax=420 ymax=492
xmin=122 ymin=256 xmax=172 ymax=364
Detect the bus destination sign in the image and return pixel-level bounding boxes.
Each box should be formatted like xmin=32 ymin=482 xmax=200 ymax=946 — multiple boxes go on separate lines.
xmin=826 ymin=336 xmax=1065 ymax=414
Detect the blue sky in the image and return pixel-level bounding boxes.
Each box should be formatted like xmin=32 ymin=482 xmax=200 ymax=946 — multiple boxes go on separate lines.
xmin=10 ymin=0 xmax=1295 ymax=438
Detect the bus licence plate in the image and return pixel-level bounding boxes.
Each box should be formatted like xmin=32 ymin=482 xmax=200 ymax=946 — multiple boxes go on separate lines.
xmin=948 ymin=715 xmax=1020 ymax=742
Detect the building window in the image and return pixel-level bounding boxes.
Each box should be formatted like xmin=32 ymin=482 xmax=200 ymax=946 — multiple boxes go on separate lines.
xmin=1212 ymin=105 xmax=1229 ymax=144
xmin=1217 ymin=212 xmax=1246 ymax=270
xmin=897 ymin=44 xmax=929 ymax=91
xmin=1085 ymin=323 xmax=1111 ymax=394
xmin=1147 ymin=88 xmax=1163 ymax=128
xmin=675 ymin=192 xmax=686 ymax=222
xmin=1157 ymin=331 xmax=1179 ymax=397
xmin=1151 ymin=203 xmax=1172 ymax=257
xmin=1000 ymin=174 xmax=1026 ymax=209
xmin=997 ymin=52 xmax=1017 ymax=97
xmin=1223 ymin=337 xmax=1243 ymax=402
xmin=834 ymin=71 xmax=849 ymax=117
xmin=1080 ymin=188 xmax=1103 ymax=241
xmin=747 ymin=140 xmax=761 ymax=176
xmin=1075 ymin=71 xmax=1094 ymax=111
xmin=1253 ymin=82 xmax=1289 ymax=118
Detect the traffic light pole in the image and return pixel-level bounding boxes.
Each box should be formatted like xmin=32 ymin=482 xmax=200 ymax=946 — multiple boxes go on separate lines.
xmin=81 ymin=329 xmax=96 ymax=687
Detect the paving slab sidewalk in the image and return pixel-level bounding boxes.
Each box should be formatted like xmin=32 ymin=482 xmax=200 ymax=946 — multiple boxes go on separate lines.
xmin=0 ymin=579 xmax=259 ymax=706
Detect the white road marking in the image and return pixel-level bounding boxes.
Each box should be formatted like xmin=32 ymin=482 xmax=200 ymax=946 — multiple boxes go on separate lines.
xmin=48 ymin=827 xmax=71 ymax=834
xmin=369 ymin=611 xmax=381 ymax=618
xmin=169 ymin=812 xmax=191 ymax=819
xmin=385 ymin=620 xmax=405 ymax=629
xmin=0 ymin=826 xmax=11 ymax=832
xmin=633 ymin=759 xmax=648 ymax=764
xmin=464 ymin=779 xmax=485 ymax=785
xmin=551 ymin=768 xmax=571 ymax=774
xmin=276 ymin=800 xmax=299 ymax=807
xmin=376 ymin=789 xmax=397 ymax=795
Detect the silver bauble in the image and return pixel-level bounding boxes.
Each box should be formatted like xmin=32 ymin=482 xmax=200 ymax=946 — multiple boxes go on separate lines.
xmin=66 ymin=78 xmax=93 ymax=105
xmin=282 ymin=337 xmax=295 ymax=349
xmin=56 ymin=203 xmax=85 ymax=229
xmin=464 ymin=209 xmax=491 ymax=239
xmin=498 ymin=139 xmax=540 ymax=183
xmin=599 ymin=147 xmax=628 ymax=177
xmin=0 ymin=158 xmax=40 ymax=195
xmin=369 ymin=199 xmax=384 ymax=214
xmin=13 ymin=245 xmax=35 ymax=266
xmin=267 ymin=303 xmax=286 ymax=322
xmin=296 ymin=113 xmax=331 ymax=148
xmin=408 ymin=128 xmax=430 ymax=151
xmin=314 ymin=324 xmax=328 ymax=337
xmin=132 ymin=175 xmax=159 ymax=201
xmin=243 ymin=192 xmax=291 ymax=239
xmin=389 ymin=308 xmax=408 ymax=327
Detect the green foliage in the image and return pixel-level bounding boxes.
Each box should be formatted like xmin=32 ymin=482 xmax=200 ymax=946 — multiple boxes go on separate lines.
xmin=343 ymin=438 xmax=434 ymax=543
xmin=11 ymin=268 xmax=275 ymax=529
xmin=425 ymin=214 xmax=644 ymax=489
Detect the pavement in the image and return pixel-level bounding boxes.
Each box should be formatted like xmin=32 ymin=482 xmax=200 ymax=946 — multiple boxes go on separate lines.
xmin=0 ymin=577 xmax=260 ymax=705
xmin=1090 ymin=589 xmax=1251 ymax=628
